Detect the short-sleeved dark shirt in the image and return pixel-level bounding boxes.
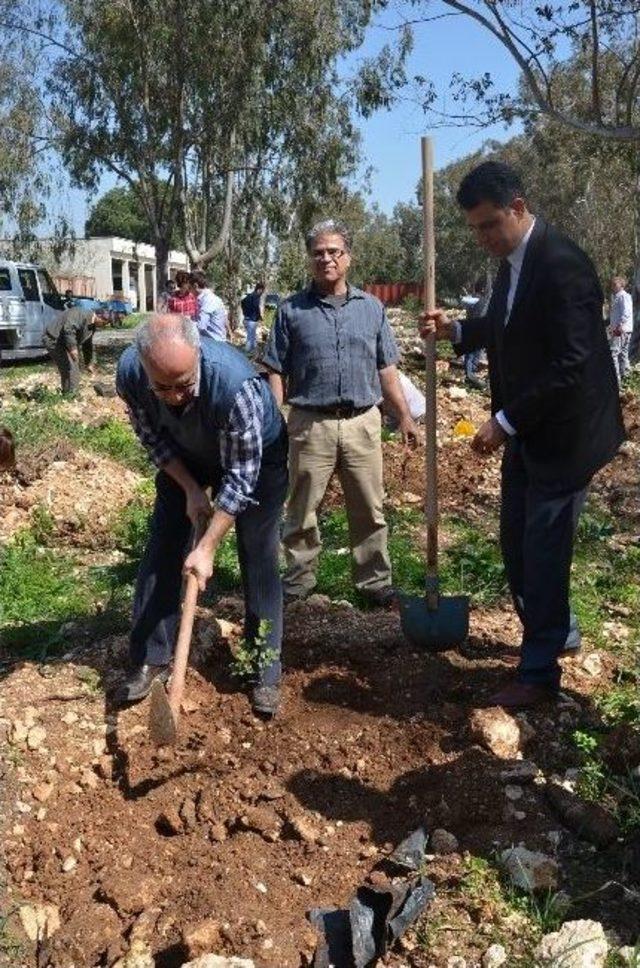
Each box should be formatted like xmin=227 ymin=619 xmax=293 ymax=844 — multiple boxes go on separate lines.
xmin=241 ymin=291 xmax=262 ymax=321
xmin=44 ymin=309 xmax=95 ymax=350
xmin=262 ymin=284 xmax=399 ymax=409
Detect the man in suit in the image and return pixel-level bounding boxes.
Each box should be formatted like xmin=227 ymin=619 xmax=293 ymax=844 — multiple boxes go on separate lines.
xmin=421 ymin=161 xmax=624 ymax=708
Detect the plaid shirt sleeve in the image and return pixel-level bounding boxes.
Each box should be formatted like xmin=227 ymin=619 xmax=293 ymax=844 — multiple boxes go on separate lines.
xmin=215 ymin=377 xmax=264 ymax=516
xmin=124 ymin=404 xmax=176 ymax=468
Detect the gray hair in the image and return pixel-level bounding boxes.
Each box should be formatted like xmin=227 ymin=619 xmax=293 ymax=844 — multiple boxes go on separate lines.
xmin=305 ymin=218 xmax=352 ymax=253
xmin=135 ymin=313 xmax=201 ymax=358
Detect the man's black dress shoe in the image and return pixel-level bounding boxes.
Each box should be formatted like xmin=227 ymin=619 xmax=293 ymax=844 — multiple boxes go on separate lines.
xmin=113 ymin=664 xmax=170 ymax=705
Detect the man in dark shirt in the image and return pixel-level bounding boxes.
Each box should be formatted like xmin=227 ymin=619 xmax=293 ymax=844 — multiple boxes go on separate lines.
xmin=263 ymin=218 xmax=419 ymax=608
xmin=241 ymin=282 xmax=265 ymax=354
xmin=44 ymin=307 xmax=108 ymax=394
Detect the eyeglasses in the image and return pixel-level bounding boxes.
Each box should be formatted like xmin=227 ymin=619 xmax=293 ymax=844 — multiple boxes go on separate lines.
xmin=311 ymin=247 xmax=347 ymax=261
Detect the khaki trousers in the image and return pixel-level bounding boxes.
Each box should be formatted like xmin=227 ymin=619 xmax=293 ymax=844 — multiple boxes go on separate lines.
xmin=283 ymin=405 xmax=391 ymax=596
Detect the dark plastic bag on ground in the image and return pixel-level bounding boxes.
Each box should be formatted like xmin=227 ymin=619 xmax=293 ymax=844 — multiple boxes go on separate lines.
xmin=310 ymin=875 xmax=435 ymax=967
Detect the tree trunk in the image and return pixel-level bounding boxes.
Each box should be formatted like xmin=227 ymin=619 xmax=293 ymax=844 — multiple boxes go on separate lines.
xmin=155 ymin=237 xmax=171 ymax=301
xmin=631 ymin=150 xmax=640 ymax=362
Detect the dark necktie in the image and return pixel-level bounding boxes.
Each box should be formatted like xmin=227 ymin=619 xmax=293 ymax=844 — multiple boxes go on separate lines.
xmin=491 ymin=259 xmax=511 ymax=328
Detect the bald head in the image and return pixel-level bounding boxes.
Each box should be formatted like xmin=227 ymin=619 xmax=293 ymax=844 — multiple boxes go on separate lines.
xmin=136 ymin=313 xmax=200 ymax=406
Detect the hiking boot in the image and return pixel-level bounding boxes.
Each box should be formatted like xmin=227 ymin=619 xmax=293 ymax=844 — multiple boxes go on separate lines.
xmin=361 ymin=585 xmax=398 ymax=609
xmin=113 ymin=663 xmax=169 ymax=705
xmin=252 ymin=683 xmax=280 ymax=717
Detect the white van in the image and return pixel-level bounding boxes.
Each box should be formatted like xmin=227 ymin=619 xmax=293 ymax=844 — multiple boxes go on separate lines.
xmin=0 ymin=260 xmax=64 ymax=360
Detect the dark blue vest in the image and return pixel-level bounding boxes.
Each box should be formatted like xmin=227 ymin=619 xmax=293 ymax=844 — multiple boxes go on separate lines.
xmin=117 ymin=340 xmax=282 ymax=480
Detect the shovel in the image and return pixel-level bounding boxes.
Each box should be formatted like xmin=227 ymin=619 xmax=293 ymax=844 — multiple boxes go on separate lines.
xmin=399 ymin=136 xmax=469 ymax=651
xmin=149 ymin=517 xmax=207 ymax=745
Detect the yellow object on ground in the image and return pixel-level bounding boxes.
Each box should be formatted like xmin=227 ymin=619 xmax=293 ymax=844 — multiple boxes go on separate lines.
xmin=453 ymin=418 xmax=477 ymax=438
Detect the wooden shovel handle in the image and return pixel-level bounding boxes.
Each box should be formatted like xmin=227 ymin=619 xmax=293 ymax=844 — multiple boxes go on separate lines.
xmin=167 ymin=515 xmax=209 ymax=713
xmin=422 ymin=136 xmax=439 ymax=607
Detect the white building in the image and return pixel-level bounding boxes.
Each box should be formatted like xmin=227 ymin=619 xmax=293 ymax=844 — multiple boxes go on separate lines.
xmin=53 ymin=237 xmax=189 ymax=310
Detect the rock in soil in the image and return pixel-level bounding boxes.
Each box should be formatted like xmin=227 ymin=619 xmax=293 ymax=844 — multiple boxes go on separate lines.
xmin=180 ymin=957 xmax=255 ymax=967
xmin=430 ymin=828 xmax=459 ymax=855
xmin=18 ymin=903 xmax=60 ymax=942
xmin=469 ymin=707 xmax=528 ymax=759
xmin=182 ymin=918 xmax=222 ymax=957
xmin=111 ymin=937 xmax=155 ymax=967
xmin=500 ymin=846 xmax=559 ymax=893
xmin=535 ymin=919 xmax=608 ymax=967
xmin=482 ymin=944 xmax=508 ymax=968
xmin=545 ymin=782 xmax=620 ymax=846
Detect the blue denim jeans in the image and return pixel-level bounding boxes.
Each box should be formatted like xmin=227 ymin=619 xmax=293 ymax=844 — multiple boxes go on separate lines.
xmin=129 ymin=430 xmax=288 ymax=686
xmin=244 ymin=318 xmax=259 ymax=353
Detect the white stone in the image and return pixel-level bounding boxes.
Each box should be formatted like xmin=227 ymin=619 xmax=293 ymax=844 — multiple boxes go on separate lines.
xmin=535 ymin=919 xmax=608 ymax=967
xmin=469 ymin=708 xmax=526 ymax=759
xmin=505 ymin=785 xmax=523 ymax=801
xmin=448 ymin=386 xmax=468 ymax=400
xmin=180 ymin=958 xmax=255 ymax=968
xmin=18 ymin=904 xmax=60 ymax=942
xmin=446 ymin=958 xmax=467 ymax=968
xmin=26 ymin=725 xmax=47 ymax=750
xmin=430 ymin=828 xmax=459 ymax=854
xmin=500 ymin=846 xmax=559 ymax=893
xmin=61 ymin=710 xmax=79 ymax=725
xmin=482 ymin=944 xmax=507 ymax=968
xmin=61 ymin=855 xmax=77 ymax=872
xmin=111 ymin=938 xmax=155 ymax=968
xmin=581 ymin=653 xmax=603 ymax=677
xmin=618 ymin=946 xmax=640 ymax=966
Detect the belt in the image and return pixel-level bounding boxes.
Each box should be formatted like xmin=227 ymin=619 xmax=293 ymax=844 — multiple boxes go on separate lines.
xmin=302 ymin=404 xmax=372 ymax=419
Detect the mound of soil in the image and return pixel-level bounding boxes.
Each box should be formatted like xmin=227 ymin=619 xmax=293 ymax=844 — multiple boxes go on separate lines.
xmin=0 ymin=446 xmax=144 ymax=546
xmin=2 ymin=598 xmax=636 ymax=968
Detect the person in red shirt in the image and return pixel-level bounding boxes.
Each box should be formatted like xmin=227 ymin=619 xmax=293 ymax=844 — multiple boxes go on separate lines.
xmin=167 ymin=271 xmax=198 ymax=318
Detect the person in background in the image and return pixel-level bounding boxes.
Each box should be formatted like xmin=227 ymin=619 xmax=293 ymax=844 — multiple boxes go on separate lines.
xmin=192 ymin=271 xmax=228 ymax=341
xmin=609 ymin=275 xmax=634 ymax=387
xmin=462 ymin=278 xmax=489 ymax=390
xmin=263 ymin=218 xmax=419 ymax=608
xmin=167 ymin=270 xmax=198 ymax=318
xmin=241 ymin=282 xmax=265 ymax=354
xmin=44 ymin=307 xmax=109 ymax=394
xmin=382 ymin=370 xmax=426 ymax=430
xmin=158 ymin=278 xmax=177 ymax=312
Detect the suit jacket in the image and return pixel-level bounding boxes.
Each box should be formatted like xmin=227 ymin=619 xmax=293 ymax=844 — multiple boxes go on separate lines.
xmin=457 ymin=218 xmax=625 ymax=491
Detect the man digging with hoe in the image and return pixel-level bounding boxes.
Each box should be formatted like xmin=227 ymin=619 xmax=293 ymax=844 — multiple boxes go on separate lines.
xmin=114 ymin=315 xmax=288 ymax=717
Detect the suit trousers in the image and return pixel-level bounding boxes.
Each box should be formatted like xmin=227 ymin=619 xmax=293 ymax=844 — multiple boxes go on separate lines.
xmin=130 ymin=438 xmax=288 ymax=686
xmin=500 ymin=440 xmax=587 ymax=688
xmin=283 ymin=405 xmax=391 ymax=597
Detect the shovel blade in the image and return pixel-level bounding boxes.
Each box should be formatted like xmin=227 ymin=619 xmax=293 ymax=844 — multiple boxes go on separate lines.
xmin=400 ymin=593 xmax=469 ymax=652
xmin=149 ymin=678 xmax=179 ymax=746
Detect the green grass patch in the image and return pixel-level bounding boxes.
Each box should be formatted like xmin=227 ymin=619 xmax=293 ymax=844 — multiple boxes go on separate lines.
xmin=440 ymin=518 xmax=508 ymax=606
xmin=571 ymin=504 xmax=640 ymax=651
xmin=0 ymin=528 xmax=134 ymax=660
xmin=2 ymin=402 xmax=150 ymax=474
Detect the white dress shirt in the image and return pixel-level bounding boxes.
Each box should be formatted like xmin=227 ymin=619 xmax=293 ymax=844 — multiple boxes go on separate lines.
xmin=610 ymin=289 xmax=634 ymax=334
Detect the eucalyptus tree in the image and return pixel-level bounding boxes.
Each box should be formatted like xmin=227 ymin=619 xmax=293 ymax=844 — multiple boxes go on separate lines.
xmin=40 ymin=0 xmax=371 ymax=285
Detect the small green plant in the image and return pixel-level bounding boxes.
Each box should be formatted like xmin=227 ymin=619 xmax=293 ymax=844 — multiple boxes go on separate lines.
xmin=401 ymin=293 xmax=422 ymax=315
xmin=30 ymin=504 xmax=56 ymax=544
xmin=0 ymin=902 xmax=22 ymax=961
xmin=76 ymin=666 xmax=102 ymax=694
xmin=441 ymin=520 xmax=508 ymax=605
xmin=230 ymin=619 xmax=276 ymax=680
xmin=113 ymin=481 xmax=154 ymax=556
xmin=573 ymin=729 xmax=608 ymax=801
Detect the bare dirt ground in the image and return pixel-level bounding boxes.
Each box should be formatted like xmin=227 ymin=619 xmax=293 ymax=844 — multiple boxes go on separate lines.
xmin=1 ymin=332 xmax=639 ymax=967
